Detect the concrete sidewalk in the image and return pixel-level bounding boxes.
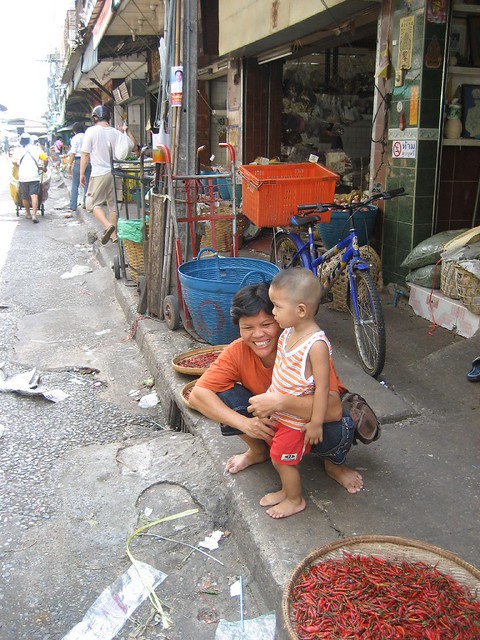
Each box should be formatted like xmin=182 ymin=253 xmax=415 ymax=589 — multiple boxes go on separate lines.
xmin=78 ymin=200 xmax=480 ymax=636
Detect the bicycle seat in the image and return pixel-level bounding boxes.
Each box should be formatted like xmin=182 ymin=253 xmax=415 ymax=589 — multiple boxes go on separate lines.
xmin=291 ymin=214 xmax=320 ymax=227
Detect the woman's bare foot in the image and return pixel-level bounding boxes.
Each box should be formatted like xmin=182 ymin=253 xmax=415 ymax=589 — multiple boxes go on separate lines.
xmin=266 ymin=497 xmax=306 ymax=519
xmin=225 ymin=449 xmax=269 ymax=474
xmin=324 ymin=460 xmax=364 ymax=493
xmin=259 ymin=489 xmax=286 ymax=507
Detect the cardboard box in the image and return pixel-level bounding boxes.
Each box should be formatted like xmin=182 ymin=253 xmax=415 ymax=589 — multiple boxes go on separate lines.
xmin=408 ymin=284 xmax=480 ymax=338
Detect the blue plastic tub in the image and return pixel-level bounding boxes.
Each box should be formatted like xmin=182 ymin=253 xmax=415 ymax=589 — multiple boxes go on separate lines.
xmin=317 ymin=205 xmax=378 ymax=249
xmin=178 ymin=249 xmax=280 ymax=344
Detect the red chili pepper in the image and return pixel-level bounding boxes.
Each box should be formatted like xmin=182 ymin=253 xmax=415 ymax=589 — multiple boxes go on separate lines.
xmin=289 ymin=554 xmax=480 ymax=639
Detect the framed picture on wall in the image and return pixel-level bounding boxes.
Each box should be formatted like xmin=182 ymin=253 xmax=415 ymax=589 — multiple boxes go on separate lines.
xmin=469 ymin=17 xmax=480 ymax=67
xmin=450 ymin=18 xmax=469 ymax=63
xmin=462 ymin=84 xmax=480 ymax=139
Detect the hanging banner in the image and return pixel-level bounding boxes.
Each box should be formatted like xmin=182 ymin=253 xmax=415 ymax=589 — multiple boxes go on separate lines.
xmin=397 ymin=16 xmax=415 ymax=70
xmin=170 ymin=66 xmax=184 ymax=108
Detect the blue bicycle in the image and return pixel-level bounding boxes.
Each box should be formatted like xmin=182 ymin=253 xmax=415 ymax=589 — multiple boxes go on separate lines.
xmin=270 ymin=188 xmax=405 ymax=377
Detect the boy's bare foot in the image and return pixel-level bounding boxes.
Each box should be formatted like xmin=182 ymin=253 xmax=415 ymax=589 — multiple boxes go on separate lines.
xmin=225 ymin=450 xmax=268 ymax=474
xmin=324 ymin=460 xmax=364 ymax=493
xmin=266 ymin=497 xmax=306 ymax=519
xmin=259 ymin=489 xmax=286 ymax=507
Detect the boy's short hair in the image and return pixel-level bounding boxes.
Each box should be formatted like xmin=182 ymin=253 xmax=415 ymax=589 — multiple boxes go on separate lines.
xmin=230 ymin=281 xmax=274 ymax=325
xmin=271 ymin=268 xmax=321 ymax=308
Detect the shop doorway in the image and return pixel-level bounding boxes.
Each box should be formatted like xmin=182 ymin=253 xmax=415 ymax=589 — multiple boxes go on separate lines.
xmin=281 ymin=44 xmax=376 ymax=195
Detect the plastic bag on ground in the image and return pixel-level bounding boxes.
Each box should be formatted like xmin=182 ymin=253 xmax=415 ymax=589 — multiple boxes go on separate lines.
xmin=215 ymin=611 xmax=276 ymax=640
xmin=62 ymin=561 xmax=167 ymax=640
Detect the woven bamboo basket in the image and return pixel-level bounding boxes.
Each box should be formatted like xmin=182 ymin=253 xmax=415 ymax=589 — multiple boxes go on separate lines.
xmin=180 ymin=380 xmax=197 ymax=408
xmin=317 ymin=246 xmax=383 ymax=312
xmin=171 ymin=345 xmax=227 ymax=375
xmin=455 ymin=263 xmax=480 ymax=314
xmin=198 ymin=208 xmax=245 ymax=252
xmin=123 ymin=240 xmax=145 ymax=284
xmin=440 ymin=259 xmax=461 ymax=299
xmin=282 ymin=535 xmax=480 ymax=640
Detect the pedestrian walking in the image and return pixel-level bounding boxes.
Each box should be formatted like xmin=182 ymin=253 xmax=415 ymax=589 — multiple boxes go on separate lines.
xmin=11 ymin=132 xmax=48 ymax=223
xmin=66 ymin=122 xmax=90 ymax=216
xmin=80 ymin=105 xmax=139 ymax=244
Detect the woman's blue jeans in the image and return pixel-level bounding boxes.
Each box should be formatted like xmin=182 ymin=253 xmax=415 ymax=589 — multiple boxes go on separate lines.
xmin=217 ymin=384 xmax=354 ymax=465
xmin=70 ymin=159 xmax=91 ymax=209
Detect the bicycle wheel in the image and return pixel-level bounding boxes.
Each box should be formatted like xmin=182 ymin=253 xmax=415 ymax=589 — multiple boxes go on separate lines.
xmin=348 ymin=269 xmax=386 ymax=377
xmin=270 ymin=232 xmax=306 ymax=269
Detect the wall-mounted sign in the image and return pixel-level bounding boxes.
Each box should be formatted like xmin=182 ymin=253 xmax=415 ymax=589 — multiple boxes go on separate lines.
xmin=170 ymin=66 xmax=183 ymax=108
xmin=392 ymin=139 xmax=417 ymax=159
xmin=397 ymin=16 xmax=415 ymax=69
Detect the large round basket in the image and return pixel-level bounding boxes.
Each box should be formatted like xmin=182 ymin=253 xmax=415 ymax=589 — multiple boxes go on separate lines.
xmin=317 ymin=246 xmax=383 ymax=312
xmin=282 ymin=535 xmax=480 ymax=640
xmin=178 ymin=249 xmax=279 ymax=344
xmin=180 ymin=380 xmax=197 ymax=408
xmin=172 ymin=345 xmax=227 ymax=375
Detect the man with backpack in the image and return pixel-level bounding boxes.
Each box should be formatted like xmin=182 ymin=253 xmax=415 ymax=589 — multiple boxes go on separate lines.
xmin=11 ymin=132 xmax=48 ymax=223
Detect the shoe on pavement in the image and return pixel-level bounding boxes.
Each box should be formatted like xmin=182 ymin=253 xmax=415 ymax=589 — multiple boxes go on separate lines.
xmin=101 ymin=224 xmax=115 ymax=245
xmin=32 ymin=218 xmax=39 ymax=224
xmin=467 ymin=356 xmax=480 ymax=382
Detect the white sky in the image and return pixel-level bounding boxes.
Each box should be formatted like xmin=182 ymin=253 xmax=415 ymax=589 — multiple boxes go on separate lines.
xmin=0 ymin=0 xmax=73 ymax=122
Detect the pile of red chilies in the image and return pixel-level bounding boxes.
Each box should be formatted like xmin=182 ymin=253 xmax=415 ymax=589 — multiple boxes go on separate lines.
xmin=176 ymin=352 xmax=219 ymax=369
xmin=291 ymin=553 xmax=480 ymax=639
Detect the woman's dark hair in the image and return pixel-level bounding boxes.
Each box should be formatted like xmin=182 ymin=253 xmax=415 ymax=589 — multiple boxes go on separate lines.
xmin=72 ymin=122 xmax=85 ymax=134
xmin=230 ymin=281 xmax=274 ymax=326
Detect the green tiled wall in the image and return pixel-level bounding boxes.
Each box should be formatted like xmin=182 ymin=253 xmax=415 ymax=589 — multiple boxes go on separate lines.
xmin=382 ymin=3 xmax=448 ymax=285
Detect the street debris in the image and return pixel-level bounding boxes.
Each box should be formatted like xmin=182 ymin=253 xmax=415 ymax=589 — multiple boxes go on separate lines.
xmin=138 ymin=391 xmax=159 ymax=408
xmin=199 ymin=530 xmax=224 ymax=551
xmin=60 ymin=265 xmax=93 ymax=279
xmin=0 ymin=365 xmax=69 ymax=402
xmin=94 ymin=329 xmax=111 ymax=336
xmin=61 ymin=561 xmax=167 ymax=640
xmin=215 ymin=611 xmax=276 ymax=640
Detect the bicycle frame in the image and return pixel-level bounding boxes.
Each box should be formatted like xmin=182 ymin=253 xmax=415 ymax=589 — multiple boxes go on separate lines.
xmin=274 ymin=223 xmax=369 ymax=308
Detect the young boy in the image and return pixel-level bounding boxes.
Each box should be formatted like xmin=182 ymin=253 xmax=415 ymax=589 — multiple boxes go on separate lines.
xmin=260 ymin=267 xmax=349 ymax=519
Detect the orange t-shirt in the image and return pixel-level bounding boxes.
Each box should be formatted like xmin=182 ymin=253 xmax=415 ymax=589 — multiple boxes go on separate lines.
xmin=195 ymin=337 xmax=347 ymax=396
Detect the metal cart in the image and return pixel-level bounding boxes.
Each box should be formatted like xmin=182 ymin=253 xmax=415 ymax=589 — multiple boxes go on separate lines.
xmin=110 ymin=147 xmax=154 ymax=295
xmin=153 ymin=143 xmax=240 ymax=337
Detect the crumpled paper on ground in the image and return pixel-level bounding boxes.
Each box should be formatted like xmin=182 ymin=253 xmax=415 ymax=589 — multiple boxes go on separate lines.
xmin=0 ymin=365 xmax=68 ymax=402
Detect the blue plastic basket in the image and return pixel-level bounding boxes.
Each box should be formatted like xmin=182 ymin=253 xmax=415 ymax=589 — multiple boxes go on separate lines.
xmin=178 ymin=249 xmax=280 ymax=344
xmin=317 ymin=205 xmax=378 ymax=250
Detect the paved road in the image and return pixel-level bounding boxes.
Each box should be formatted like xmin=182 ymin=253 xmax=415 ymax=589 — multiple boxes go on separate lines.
xmin=0 ymin=158 xmax=267 ymax=640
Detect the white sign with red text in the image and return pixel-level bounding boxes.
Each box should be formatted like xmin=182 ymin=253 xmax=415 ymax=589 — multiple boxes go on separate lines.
xmin=392 ymin=140 xmax=417 ymax=159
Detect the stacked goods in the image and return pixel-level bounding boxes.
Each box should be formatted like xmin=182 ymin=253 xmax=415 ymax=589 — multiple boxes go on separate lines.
xmin=402 ymin=229 xmax=468 ymax=289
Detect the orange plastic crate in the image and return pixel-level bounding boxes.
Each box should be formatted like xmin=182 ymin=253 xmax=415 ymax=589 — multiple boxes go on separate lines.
xmin=238 ymin=163 xmax=338 ymax=227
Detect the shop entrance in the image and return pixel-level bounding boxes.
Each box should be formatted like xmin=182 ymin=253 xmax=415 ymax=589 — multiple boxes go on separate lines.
xmin=281 ymin=42 xmax=377 ymax=196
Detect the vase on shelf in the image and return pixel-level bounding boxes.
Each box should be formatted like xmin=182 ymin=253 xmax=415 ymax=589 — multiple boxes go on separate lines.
xmin=445 ymin=103 xmax=462 ymax=139
xmin=445 ymin=117 xmax=463 ymax=139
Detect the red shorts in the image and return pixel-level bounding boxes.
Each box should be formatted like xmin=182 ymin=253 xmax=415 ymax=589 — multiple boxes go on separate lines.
xmin=269 ymin=422 xmax=311 ymax=466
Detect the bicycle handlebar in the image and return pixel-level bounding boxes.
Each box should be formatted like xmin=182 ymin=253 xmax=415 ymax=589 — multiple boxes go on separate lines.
xmin=296 ymin=188 xmax=406 ymax=215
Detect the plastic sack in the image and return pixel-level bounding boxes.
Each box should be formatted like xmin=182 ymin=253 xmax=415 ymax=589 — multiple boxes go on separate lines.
xmin=442 ymin=226 xmax=480 ymax=254
xmin=117 ymin=219 xmax=144 ymax=243
xmin=401 ymin=230 xmax=467 ymax=270
xmin=114 ymin=132 xmax=134 ymax=160
xmin=406 ymin=264 xmax=442 ymax=289
xmin=441 ymin=242 xmax=480 ymax=264
xmin=215 ymin=612 xmax=276 ymax=640
xmin=62 ymin=560 xmax=167 ymax=640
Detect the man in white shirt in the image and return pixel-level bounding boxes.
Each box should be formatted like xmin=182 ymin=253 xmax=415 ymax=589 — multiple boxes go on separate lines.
xmin=66 ymin=122 xmax=91 ymax=214
xmin=80 ymin=105 xmax=138 ymax=244
xmin=11 ymin=133 xmax=48 ymax=223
